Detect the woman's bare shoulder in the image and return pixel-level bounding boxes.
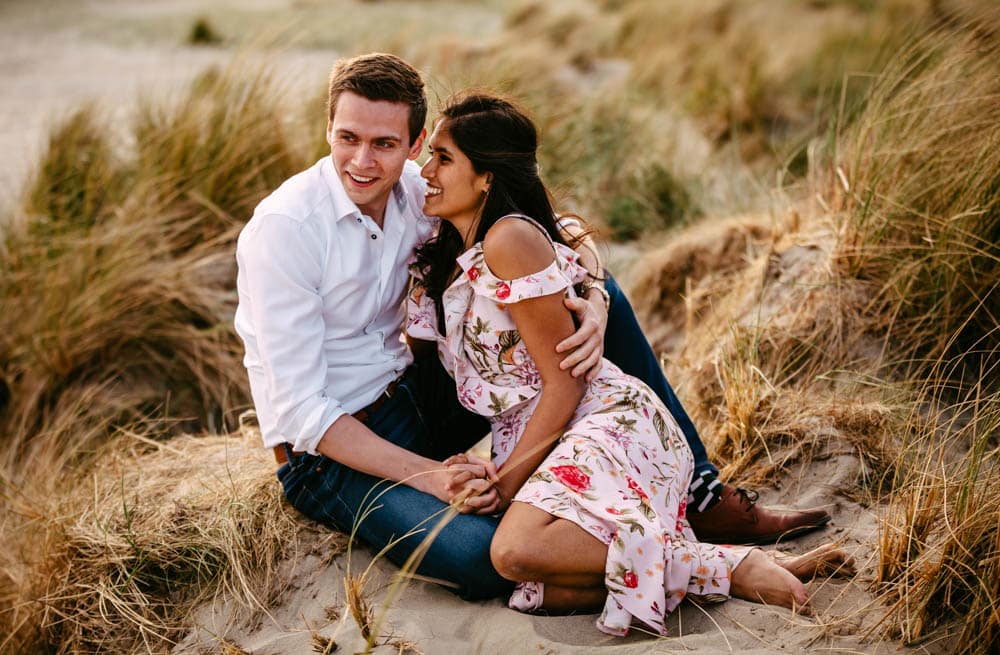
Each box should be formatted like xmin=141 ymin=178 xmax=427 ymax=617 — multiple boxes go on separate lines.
xmin=483 ymin=217 xmax=554 ymax=280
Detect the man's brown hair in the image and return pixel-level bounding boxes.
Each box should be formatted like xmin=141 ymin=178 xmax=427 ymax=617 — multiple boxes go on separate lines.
xmin=327 ymin=53 xmax=427 ymax=144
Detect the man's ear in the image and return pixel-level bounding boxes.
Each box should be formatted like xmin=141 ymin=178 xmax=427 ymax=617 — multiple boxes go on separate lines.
xmin=407 ymin=128 xmax=427 ymax=160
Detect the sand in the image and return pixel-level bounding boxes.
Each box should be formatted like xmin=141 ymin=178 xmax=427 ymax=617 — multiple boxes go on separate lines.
xmin=161 ymin=434 xmax=928 ymax=655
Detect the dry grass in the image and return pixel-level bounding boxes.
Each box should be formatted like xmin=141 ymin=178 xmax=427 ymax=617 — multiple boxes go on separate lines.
xmin=1 ymin=428 xmax=303 ymax=655
xmin=827 ymin=26 xmax=1000 ymax=373
xmin=833 ymin=24 xmax=1000 ymax=651
xmin=0 ymin=64 xmax=316 ymax=653
xmin=621 ymin=12 xmax=999 ymax=654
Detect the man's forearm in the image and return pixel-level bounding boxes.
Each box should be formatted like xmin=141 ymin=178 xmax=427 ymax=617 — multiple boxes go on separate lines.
xmin=315 ymin=414 xmax=443 ymax=495
xmin=562 ymin=223 xmax=603 ymax=284
xmin=562 ymin=223 xmax=609 ymax=316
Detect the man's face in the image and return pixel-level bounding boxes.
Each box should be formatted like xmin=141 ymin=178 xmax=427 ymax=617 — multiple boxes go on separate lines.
xmin=327 ymin=91 xmax=424 ymax=223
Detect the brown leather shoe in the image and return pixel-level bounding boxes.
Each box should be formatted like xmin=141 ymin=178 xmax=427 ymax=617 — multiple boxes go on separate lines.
xmin=688 ymin=486 xmax=831 ymax=546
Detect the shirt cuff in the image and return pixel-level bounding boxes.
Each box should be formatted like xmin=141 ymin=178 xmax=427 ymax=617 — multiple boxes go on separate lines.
xmin=289 ymin=403 xmax=347 ymax=455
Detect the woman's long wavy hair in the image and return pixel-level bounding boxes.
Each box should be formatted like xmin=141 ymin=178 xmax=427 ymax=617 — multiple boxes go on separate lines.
xmin=413 ymin=92 xmax=582 ymax=328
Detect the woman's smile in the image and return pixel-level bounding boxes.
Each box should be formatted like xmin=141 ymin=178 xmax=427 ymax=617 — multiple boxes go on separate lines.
xmin=420 ymin=122 xmax=490 ymax=230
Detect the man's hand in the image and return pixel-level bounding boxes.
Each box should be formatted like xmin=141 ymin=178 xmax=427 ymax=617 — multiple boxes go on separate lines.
xmin=443 ymin=453 xmax=502 ymax=514
xmin=556 ymin=293 xmax=607 ymax=381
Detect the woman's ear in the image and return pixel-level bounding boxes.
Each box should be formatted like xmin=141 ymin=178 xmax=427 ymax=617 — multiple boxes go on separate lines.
xmin=480 ymin=172 xmax=493 ymax=194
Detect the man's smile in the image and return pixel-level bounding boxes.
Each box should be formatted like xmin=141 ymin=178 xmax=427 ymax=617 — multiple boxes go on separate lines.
xmin=347 ymin=172 xmax=378 ymax=186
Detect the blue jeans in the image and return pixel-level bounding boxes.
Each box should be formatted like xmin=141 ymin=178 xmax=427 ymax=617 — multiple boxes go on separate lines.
xmin=277 ymin=273 xmax=715 ymax=599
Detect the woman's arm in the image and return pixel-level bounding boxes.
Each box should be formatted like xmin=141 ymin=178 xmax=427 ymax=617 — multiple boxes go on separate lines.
xmin=482 ymin=219 xmax=588 ymax=508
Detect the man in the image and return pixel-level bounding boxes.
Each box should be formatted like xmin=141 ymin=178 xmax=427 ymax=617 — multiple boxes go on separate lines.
xmin=234 ymin=53 xmax=829 ymax=600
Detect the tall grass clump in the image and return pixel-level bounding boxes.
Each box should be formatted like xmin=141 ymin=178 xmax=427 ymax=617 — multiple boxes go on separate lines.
xmin=23 ymin=107 xmax=128 ymax=242
xmin=0 ymin=65 xmax=307 ymax=475
xmin=188 ymin=16 xmax=223 ymax=46
xmin=0 ymin=65 xmax=315 ymax=652
xmin=875 ymin=381 xmax=1000 ymax=654
xmin=813 ymin=14 xmax=1000 ymax=655
xmin=828 ymin=25 xmax=999 ymax=374
xmin=132 ymin=66 xmax=302 ymax=249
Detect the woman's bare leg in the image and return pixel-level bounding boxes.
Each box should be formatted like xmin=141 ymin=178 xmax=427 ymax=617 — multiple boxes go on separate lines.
xmin=491 ymin=501 xmax=606 ymax=588
xmin=539 ymin=585 xmax=607 ymax=613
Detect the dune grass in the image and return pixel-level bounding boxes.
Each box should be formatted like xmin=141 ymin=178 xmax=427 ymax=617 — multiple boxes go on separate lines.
xmin=0 ymin=66 xmax=316 ymax=653
xmin=824 ymin=20 xmax=999 ymax=654
xmin=620 ymin=12 xmax=997 ymax=653
xmin=1 ymin=429 xmax=305 ymax=655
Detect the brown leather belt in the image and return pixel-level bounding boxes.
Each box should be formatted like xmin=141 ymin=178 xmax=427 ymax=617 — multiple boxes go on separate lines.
xmin=272 ymin=378 xmax=401 ymax=465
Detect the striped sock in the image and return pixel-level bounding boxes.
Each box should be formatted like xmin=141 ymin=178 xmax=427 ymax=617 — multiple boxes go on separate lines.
xmin=688 ymin=471 xmax=723 ymax=513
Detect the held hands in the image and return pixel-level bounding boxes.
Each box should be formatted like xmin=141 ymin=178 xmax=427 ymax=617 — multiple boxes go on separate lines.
xmin=442 ymin=453 xmax=506 ymax=515
xmin=557 ymin=292 xmax=608 ymax=381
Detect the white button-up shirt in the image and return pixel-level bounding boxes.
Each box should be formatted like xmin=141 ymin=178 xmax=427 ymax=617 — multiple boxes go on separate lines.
xmin=234 ymin=157 xmax=435 ymax=453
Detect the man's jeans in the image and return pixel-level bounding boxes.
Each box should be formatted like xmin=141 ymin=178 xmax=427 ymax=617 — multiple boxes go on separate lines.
xmin=278 ymin=359 xmax=510 ymax=599
xmin=277 ymin=273 xmax=713 ymax=599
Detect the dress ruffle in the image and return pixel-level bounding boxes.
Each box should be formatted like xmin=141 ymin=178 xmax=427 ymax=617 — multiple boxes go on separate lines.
xmin=455 ymin=238 xmax=588 ymax=304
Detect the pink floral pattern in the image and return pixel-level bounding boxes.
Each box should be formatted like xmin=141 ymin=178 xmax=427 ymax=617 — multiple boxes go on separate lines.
xmin=406 ymin=215 xmax=751 ymax=636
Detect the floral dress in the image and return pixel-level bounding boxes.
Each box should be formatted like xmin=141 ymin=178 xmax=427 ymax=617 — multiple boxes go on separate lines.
xmin=406 ymin=214 xmax=751 ymax=636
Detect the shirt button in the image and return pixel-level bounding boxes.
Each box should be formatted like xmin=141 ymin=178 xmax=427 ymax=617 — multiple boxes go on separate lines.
xmin=371 ymin=234 xmax=377 ymax=240
xmin=357 ymin=217 xmax=362 ymax=222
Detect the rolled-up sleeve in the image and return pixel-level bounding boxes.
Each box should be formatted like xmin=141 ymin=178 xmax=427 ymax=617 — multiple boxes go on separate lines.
xmin=237 ymin=214 xmax=345 ymax=454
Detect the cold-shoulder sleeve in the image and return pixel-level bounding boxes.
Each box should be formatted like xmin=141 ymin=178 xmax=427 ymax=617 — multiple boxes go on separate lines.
xmin=456 ymin=241 xmax=589 ymax=304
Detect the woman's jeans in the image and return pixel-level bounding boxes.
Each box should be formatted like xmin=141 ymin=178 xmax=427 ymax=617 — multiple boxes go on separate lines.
xmin=277 ymin=273 xmax=714 ymax=600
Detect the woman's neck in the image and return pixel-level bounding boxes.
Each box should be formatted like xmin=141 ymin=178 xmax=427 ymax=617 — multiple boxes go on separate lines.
xmin=447 ymin=213 xmax=480 ymax=250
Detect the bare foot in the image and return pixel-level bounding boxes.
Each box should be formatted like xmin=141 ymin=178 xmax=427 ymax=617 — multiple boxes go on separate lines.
xmin=731 ymin=549 xmax=811 ymax=614
xmin=770 ymin=543 xmax=856 ymax=580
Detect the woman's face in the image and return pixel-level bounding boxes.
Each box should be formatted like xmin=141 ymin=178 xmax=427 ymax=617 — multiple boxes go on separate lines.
xmin=420 ymin=121 xmax=490 ymax=231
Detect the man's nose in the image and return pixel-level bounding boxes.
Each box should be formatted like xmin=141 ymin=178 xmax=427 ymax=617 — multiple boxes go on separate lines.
xmin=352 ymin=143 xmax=375 ymax=168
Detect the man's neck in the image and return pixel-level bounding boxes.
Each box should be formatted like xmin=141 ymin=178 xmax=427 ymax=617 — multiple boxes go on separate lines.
xmin=359 ymin=198 xmax=388 ymax=229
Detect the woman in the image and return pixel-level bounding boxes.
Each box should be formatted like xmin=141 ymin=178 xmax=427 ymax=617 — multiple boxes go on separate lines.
xmin=407 ymin=93 xmax=849 ymax=636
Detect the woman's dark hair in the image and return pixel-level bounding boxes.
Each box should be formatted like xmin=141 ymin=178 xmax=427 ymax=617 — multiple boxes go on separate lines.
xmin=413 ymin=92 xmax=579 ymax=328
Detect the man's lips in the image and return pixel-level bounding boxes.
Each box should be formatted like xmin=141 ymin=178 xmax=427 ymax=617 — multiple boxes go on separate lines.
xmin=347 ymin=172 xmax=378 ymax=187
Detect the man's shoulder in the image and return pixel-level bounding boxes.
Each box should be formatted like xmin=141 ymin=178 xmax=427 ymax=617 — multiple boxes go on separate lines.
xmin=252 ymin=158 xmax=330 ymax=224
xmin=238 ymin=159 xmax=334 ymax=257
